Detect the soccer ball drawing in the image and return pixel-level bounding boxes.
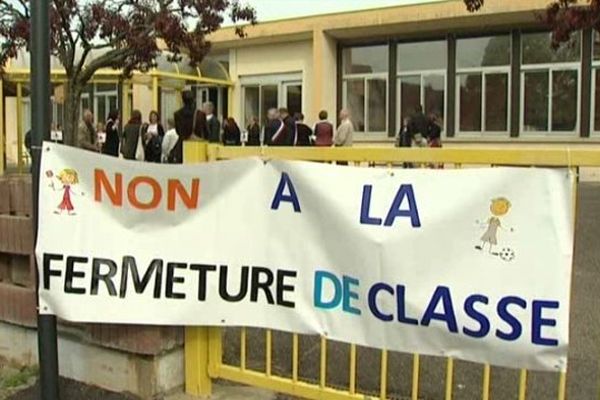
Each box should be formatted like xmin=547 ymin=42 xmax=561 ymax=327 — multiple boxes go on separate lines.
xmin=499 ymin=247 xmax=516 ymax=262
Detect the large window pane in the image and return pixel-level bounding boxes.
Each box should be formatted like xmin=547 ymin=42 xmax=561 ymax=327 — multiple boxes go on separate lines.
xmin=260 ymin=85 xmax=278 ymax=125
xmin=523 ymin=71 xmax=549 ymax=131
xmin=457 ymin=36 xmax=510 ymax=68
xmin=343 ymin=46 xmax=388 ymax=75
xmin=595 ymin=70 xmax=600 ymax=131
xmin=398 ymin=40 xmax=446 ymax=72
xmin=399 ymin=76 xmax=421 ymax=122
xmin=485 ymin=74 xmax=509 ymax=131
xmin=522 ymin=32 xmax=580 ymax=64
xmin=345 ymin=79 xmax=365 ymax=132
xmin=459 ymin=74 xmax=482 ymax=132
xmin=161 ymin=90 xmax=178 ymax=127
xmin=552 ymin=70 xmax=578 ymax=131
xmin=286 ymin=84 xmax=302 ymax=117
xmin=367 ymin=79 xmax=387 ymax=132
xmin=243 ymin=86 xmax=259 ymax=126
xmin=423 ymin=74 xmax=445 ymax=126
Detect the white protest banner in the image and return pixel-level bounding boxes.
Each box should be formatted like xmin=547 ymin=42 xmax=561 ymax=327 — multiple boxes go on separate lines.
xmin=36 ymin=142 xmax=575 ymax=372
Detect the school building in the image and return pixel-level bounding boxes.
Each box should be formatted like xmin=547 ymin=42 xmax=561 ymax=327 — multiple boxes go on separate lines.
xmin=2 ymin=0 xmax=600 ymax=176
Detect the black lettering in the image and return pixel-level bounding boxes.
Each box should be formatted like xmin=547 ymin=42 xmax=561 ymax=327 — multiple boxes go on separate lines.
xmin=218 ymin=265 xmax=249 ymax=302
xmin=90 ymin=258 xmax=117 ymax=296
xmin=166 ymin=262 xmax=186 ymax=299
xmin=190 ymin=264 xmax=217 ymax=301
xmin=65 ymin=256 xmax=88 ymax=294
xmin=250 ymin=267 xmax=274 ymax=304
xmin=43 ymin=253 xmax=63 ymax=290
xmin=120 ymin=256 xmax=163 ymax=299
xmin=276 ymin=269 xmax=296 ymax=308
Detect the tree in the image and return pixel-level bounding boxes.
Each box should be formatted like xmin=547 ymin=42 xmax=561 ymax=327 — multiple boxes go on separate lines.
xmin=0 ymin=0 xmax=256 ymax=146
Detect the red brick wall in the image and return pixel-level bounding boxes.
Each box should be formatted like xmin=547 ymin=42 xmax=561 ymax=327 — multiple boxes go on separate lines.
xmin=0 ymin=176 xmax=183 ymax=356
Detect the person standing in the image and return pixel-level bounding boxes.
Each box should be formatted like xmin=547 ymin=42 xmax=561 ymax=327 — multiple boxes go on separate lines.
xmin=223 ymin=117 xmax=242 ymax=146
xmin=162 ymin=118 xmax=179 ymax=163
xmin=121 ymin=109 xmax=144 ymax=160
xmin=77 ymin=109 xmax=99 ymax=152
xmin=313 ymin=110 xmax=334 ymax=147
xmin=246 ymin=116 xmax=261 ymax=146
xmin=204 ymin=102 xmax=221 ymax=143
xmin=397 ymin=117 xmax=412 ymax=148
xmin=279 ymin=107 xmax=296 ymax=146
xmin=409 ymin=105 xmax=430 ymax=148
xmin=143 ymin=110 xmax=165 ymax=163
xmin=172 ymin=91 xmax=206 ymax=164
xmin=264 ymin=108 xmax=287 ymax=146
xmin=294 ymin=113 xmax=313 ymax=146
xmin=428 ymin=113 xmax=442 ymax=148
xmin=102 ymin=109 xmax=120 ymax=157
xmin=334 ymin=109 xmax=354 ymax=147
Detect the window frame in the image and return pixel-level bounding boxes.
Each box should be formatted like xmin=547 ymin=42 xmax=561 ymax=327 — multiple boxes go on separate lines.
xmin=591 ymin=37 xmax=600 ymax=135
xmin=520 ymin=32 xmax=582 ymax=136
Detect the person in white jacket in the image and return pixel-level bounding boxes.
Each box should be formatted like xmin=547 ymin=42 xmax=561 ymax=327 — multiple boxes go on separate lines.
xmin=162 ymin=118 xmax=179 ymax=163
xmin=334 ymin=108 xmax=354 ymax=147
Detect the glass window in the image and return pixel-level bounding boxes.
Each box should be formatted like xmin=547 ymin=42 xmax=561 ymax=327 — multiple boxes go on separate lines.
xmin=459 ymin=74 xmax=482 ymax=132
xmin=367 ymin=79 xmax=387 ymax=132
xmin=522 ymin=32 xmax=580 ymax=64
xmin=423 ymin=74 xmax=445 ymax=125
xmin=399 ymin=76 xmax=421 ymax=122
xmin=523 ymin=71 xmax=549 ymax=132
xmin=285 ymin=84 xmax=302 ymax=117
xmin=398 ymin=40 xmax=446 ymax=71
xmin=345 ymin=79 xmax=365 ymax=132
xmin=552 ymin=70 xmax=578 ymax=131
xmin=260 ymin=85 xmax=278 ymax=125
xmin=343 ymin=45 xmax=389 ymax=75
xmin=161 ymin=90 xmax=178 ymax=127
xmin=244 ymin=86 xmax=259 ymax=127
xmin=594 ymin=70 xmax=600 ymax=132
xmin=457 ymin=36 xmax=510 ymax=68
xmin=485 ymin=73 xmax=509 ymax=131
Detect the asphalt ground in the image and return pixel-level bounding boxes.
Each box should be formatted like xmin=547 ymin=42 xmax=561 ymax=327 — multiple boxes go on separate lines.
xmin=222 ymin=183 xmax=600 ymax=400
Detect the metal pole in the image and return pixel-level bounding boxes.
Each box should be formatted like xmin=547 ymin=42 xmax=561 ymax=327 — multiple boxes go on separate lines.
xmin=31 ymin=1 xmax=60 ymax=399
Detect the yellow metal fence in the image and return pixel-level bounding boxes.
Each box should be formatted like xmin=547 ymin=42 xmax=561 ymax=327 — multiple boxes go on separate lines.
xmin=184 ymin=143 xmax=600 ymax=400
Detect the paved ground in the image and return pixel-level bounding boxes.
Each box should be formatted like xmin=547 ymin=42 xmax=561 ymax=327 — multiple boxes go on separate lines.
xmin=220 ymin=183 xmax=600 ymax=400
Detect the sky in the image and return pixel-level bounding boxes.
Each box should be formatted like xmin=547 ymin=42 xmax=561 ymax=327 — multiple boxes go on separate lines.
xmin=235 ymin=0 xmax=442 ymax=23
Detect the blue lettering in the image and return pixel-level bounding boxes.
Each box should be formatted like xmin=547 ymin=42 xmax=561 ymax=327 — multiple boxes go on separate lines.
xmin=532 ymin=300 xmax=559 ymax=346
xmin=313 ymin=271 xmax=342 ymax=309
xmin=368 ymin=283 xmax=393 ymax=322
xmin=384 ymin=184 xmax=421 ymax=227
xmin=421 ymin=286 xmax=458 ymax=333
xmin=271 ymin=172 xmax=301 ymax=213
xmin=496 ymin=296 xmax=527 ymax=341
xmin=463 ymin=294 xmax=490 ymax=338
xmin=342 ymin=276 xmax=361 ymax=315
xmin=360 ymin=185 xmax=382 ymax=225
xmin=396 ymin=285 xmax=419 ymax=325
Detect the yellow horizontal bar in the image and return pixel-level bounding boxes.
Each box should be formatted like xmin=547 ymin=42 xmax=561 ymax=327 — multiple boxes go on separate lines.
xmin=218 ymin=364 xmax=366 ymax=400
xmin=201 ymin=144 xmax=600 ymax=167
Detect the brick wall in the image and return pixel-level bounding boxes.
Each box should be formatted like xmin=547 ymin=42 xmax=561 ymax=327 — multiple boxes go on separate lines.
xmin=0 ymin=176 xmax=183 ymax=356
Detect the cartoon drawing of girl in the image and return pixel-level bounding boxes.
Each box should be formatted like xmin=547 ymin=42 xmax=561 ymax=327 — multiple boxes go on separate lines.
xmin=47 ymin=168 xmax=82 ymax=215
xmin=475 ymin=197 xmax=513 ymax=254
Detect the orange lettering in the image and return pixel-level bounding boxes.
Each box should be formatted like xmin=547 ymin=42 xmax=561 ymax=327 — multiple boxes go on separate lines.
xmin=167 ymin=179 xmax=200 ymax=211
xmin=94 ymin=169 xmax=123 ymax=206
xmin=127 ymin=177 xmax=162 ymax=210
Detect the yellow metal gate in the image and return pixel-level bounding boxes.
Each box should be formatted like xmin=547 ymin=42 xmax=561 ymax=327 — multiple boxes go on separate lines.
xmin=184 ymin=142 xmax=600 ymax=400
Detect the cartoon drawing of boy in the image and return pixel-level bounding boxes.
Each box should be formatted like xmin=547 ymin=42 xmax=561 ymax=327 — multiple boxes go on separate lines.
xmin=47 ymin=168 xmax=83 ymax=215
xmin=475 ymin=197 xmax=513 ymax=254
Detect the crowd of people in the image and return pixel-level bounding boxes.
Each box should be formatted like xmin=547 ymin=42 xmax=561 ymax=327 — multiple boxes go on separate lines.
xmin=71 ymin=89 xmax=441 ymax=164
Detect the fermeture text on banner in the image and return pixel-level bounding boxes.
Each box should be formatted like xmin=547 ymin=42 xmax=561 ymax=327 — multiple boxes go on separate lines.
xmin=36 ymin=142 xmax=575 ymax=372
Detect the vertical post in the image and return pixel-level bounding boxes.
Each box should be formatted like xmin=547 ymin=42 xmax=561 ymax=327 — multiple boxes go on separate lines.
xmin=16 ymin=82 xmax=23 ymax=172
xmin=510 ymin=30 xmax=521 ymax=137
xmin=446 ymin=34 xmax=456 ymax=137
xmin=0 ymin=80 xmax=4 ymax=175
xmin=31 ymin=1 xmax=59 ymax=399
xmin=152 ymin=74 xmax=159 ymax=111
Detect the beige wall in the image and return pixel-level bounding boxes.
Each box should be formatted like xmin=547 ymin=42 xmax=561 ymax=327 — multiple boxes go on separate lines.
xmin=229 ymin=40 xmax=317 ymax=125
xmin=132 ymin=84 xmax=153 ymax=119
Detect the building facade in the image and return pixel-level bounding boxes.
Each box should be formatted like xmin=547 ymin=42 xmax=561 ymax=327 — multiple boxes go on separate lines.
xmin=209 ymin=0 xmax=600 ymax=155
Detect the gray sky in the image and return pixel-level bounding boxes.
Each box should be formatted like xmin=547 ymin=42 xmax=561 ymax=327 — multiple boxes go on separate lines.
xmin=236 ymin=0 xmax=441 ymax=23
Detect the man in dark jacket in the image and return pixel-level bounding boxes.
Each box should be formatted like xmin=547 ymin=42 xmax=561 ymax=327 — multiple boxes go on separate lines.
xmin=204 ymin=102 xmax=221 ymax=143
xmin=294 ymin=113 xmax=313 ymax=146
xmin=264 ymin=108 xmax=287 ymax=146
xmin=172 ymin=91 xmax=206 ymax=163
xmin=408 ymin=104 xmax=430 ymax=147
xmin=279 ymin=107 xmax=295 ymax=146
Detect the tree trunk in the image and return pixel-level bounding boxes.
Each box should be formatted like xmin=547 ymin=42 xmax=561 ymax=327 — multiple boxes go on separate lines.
xmin=63 ymin=80 xmax=83 ymax=147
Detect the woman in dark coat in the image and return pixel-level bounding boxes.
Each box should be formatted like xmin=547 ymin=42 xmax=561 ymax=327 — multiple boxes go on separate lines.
xmin=246 ymin=117 xmax=260 ymax=146
xmin=121 ymin=110 xmax=143 ymax=160
xmin=102 ymin=109 xmax=120 ymax=157
xmin=223 ymin=117 xmax=241 ymax=146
